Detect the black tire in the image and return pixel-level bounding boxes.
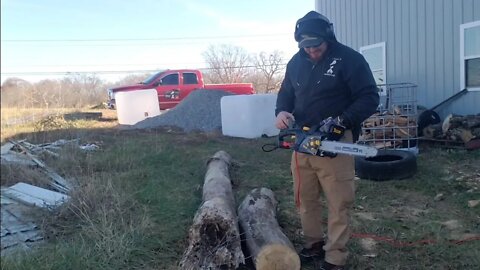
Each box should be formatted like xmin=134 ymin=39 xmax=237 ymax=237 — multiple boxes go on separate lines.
xmin=355 ymin=149 xmax=417 ymax=181
xmin=417 ymin=110 xmax=441 ymax=136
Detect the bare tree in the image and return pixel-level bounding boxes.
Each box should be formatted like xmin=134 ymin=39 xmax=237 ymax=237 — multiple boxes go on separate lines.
xmin=254 ymin=51 xmax=286 ymax=93
xmin=1 ymin=78 xmax=33 ymax=108
xmin=62 ymin=73 xmax=105 ymax=107
xmin=202 ymin=44 xmax=251 ymax=83
xmin=35 ymin=79 xmax=60 ymax=108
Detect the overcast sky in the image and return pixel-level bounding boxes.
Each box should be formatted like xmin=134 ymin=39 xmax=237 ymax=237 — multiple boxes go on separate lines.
xmin=1 ymin=0 xmax=315 ymax=83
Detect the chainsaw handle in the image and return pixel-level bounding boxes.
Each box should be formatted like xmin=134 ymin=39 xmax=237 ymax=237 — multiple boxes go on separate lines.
xmin=278 ymin=129 xmax=300 ymax=149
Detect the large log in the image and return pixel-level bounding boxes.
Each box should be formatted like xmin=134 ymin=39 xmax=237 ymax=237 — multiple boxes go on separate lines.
xmin=238 ymin=188 xmax=300 ymax=270
xmin=179 ymin=151 xmax=244 ymax=270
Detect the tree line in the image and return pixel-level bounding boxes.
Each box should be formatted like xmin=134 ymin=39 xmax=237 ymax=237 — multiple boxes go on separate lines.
xmin=1 ymin=45 xmax=288 ymax=108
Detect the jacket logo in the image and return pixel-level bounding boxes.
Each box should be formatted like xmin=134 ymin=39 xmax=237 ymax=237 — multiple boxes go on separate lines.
xmin=324 ymin=58 xmax=340 ymax=77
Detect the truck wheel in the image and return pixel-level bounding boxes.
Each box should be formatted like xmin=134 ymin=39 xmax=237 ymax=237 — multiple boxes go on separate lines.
xmin=355 ymin=149 xmax=417 ymax=181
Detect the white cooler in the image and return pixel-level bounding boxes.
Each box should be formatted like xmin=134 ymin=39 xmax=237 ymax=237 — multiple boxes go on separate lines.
xmin=115 ymin=89 xmax=160 ymax=125
xmin=221 ymin=94 xmax=279 ymax=138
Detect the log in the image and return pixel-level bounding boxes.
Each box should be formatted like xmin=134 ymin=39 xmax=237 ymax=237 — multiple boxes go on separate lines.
xmin=394 ymin=127 xmax=417 ymax=138
xmin=238 ymin=188 xmax=300 ymax=270
xmin=450 ymin=115 xmax=480 ymax=129
xmin=449 ymin=128 xmax=474 ymax=143
xmin=423 ymin=123 xmax=443 ymax=139
xmin=372 ymin=129 xmax=394 ymax=139
xmin=372 ymin=140 xmax=401 ymax=149
xmin=464 ymin=116 xmax=480 ymax=129
xmin=442 ymin=114 xmax=453 ymax=133
xmin=179 ymin=151 xmax=244 ymax=270
xmin=383 ymin=115 xmax=409 ymax=126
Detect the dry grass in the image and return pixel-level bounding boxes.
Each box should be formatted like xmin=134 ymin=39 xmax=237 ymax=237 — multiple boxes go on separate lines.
xmin=45 ymin=175 xmax=152 ymax=267
xmin=0 ymin=163 xmax=53 ymax=188
xmin=1 ymin=107 xmax=117 ymax=142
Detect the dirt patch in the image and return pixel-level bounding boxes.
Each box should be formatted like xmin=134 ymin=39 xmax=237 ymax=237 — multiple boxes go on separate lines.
xmin=354 ymin=212 xmax=377 ymax=221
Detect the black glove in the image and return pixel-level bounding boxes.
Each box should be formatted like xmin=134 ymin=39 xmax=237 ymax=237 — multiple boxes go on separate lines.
xmin=318 ymin=116 xmax=346 ymax=141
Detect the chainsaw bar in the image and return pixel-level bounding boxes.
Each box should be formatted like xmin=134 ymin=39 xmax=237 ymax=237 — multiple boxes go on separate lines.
xmin=317 ymin=140 xmax=378 ymax=157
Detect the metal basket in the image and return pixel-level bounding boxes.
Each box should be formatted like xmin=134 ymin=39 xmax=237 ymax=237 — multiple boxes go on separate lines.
xmin=358 ymin=83 xmax=418 ymax=152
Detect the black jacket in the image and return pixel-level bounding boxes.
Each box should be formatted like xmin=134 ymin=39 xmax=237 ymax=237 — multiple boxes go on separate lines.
xmin=275 ymin=41 xmax=379 ymax=141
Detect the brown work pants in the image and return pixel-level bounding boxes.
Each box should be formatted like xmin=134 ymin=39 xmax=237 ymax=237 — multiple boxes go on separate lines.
xmin=290 ymin=131 xmax=355 ymax=266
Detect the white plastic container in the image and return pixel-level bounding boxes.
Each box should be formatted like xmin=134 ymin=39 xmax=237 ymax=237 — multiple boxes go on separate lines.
xmin=221 ymin=94 xmax=279 ymax=138
xmin=115 ymin=89 xmax=160 ymax=125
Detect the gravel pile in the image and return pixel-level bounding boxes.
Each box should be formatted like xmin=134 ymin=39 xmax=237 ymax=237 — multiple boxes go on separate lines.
xmin=132 ymin=89 xmax=233 ymax=132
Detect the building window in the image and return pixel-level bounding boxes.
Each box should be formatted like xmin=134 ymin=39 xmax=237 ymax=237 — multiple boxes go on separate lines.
xmin=360 ymin=42 xmax=386 ymax=95
xmin=460 ymin=20 xmax=480 ymax=91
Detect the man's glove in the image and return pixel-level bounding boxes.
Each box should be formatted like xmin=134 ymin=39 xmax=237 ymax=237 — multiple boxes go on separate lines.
xmin=318 ymin=116 xmax=346 ymax=141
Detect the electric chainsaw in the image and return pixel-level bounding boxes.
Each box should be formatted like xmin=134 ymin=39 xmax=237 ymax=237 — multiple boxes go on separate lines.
xmin=265 ymin=123 xmax=378 ymax=158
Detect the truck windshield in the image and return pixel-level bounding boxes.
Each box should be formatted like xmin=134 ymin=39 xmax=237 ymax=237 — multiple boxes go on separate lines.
xmin=142 ymin=71 xmax=166 ymax=85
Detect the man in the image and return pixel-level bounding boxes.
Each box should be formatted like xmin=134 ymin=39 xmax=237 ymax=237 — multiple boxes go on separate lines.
xmin=275 ymin=11 xmax=379 ymax=270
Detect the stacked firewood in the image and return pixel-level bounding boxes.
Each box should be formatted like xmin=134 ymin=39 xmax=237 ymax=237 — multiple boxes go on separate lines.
xmin=359 ymin=110 xmax=417 ymax=149
xmin=423 ymin=114 xmax=480 ymax=143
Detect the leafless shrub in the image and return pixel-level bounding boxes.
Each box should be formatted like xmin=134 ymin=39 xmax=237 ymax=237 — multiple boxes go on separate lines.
xmin=33 ymin=115 xmax=75 ymax=132
xmin=202 ymin=44 xmax=252 ymax=83
xmin=253 ymin=50 xmax=286 ymax=93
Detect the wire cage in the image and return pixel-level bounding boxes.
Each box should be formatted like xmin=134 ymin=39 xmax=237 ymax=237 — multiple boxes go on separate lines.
xmin=358 ymin=83 xmax=418 ymax=153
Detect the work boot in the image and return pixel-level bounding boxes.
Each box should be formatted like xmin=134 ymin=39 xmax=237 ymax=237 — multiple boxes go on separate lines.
xmin=299 ymin=241 xmax=325 ymax=261
xmin=320 ymin=261 xmax=345 ymax=270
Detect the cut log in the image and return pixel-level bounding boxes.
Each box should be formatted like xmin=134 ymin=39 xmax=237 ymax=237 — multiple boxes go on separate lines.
xmin=372 ymin=140 xmax=401 ymax=149
xmin=372 ymin=129 xmax=394 ymax=139
xmin=179 ymin=151 xmax=244 ymax=270
xmin=442 ymin=114 xmax=453 ymax=133
xmin=423 ymin=123 xmax=443 ymax=139
xmin=450 ymin=115 xmax=480 ymax=129
xmin=383 ymin=115 xmax=409 ymax=126
xmin=394 ymin=127 xmax=417 ymax=138
xmin=238 ymin=188 xmax=300 ymax=270
xmin=450 ymin=128 xmax=474 ymax=143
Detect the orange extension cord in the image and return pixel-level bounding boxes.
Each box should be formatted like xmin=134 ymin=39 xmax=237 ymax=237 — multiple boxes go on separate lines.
xmin=294 ymin=151 xmax=302 ymax=209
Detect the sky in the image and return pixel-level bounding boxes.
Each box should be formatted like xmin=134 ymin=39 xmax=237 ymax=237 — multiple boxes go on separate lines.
xmin=1 ymin=0 xmax=315 ymax=83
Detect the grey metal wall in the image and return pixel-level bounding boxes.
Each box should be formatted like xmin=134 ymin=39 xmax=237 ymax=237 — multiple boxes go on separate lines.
xmin=315 ymin=0 xmax=480 ymax=116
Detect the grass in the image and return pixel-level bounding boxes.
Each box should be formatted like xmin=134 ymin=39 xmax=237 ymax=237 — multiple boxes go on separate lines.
xmin=1 ymin=108 xmax=479 ymax=269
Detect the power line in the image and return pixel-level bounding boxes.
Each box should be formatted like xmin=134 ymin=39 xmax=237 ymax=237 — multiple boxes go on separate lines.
xmin=1 ymin=64 xmax=288 ymax=76
xmin=0 ymin=38 xmax=292 ymax=48
xmin=1 ymin=33 xmax=291 ymax=43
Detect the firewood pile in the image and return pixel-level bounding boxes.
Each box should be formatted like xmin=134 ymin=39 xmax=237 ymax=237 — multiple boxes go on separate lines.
xmin=422 ymin=114 xmax=480 ymax=144
xmin=359 ymin=108 xmax=418 ymax=149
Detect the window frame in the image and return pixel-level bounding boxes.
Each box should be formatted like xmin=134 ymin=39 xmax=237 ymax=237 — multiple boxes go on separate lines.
xmin=460 ymin=20 xmax=480 ymax=91
xmin=359 ymin=42 xmax=387 ymax=96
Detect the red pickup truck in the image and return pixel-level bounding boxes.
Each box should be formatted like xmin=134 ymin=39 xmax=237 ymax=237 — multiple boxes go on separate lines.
xmin=107 ymin=69 xmax=254 ymax=109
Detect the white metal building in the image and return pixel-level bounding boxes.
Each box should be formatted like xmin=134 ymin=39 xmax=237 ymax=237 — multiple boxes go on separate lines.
xmin=315 ymin=0 xmax=480 ymax=117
